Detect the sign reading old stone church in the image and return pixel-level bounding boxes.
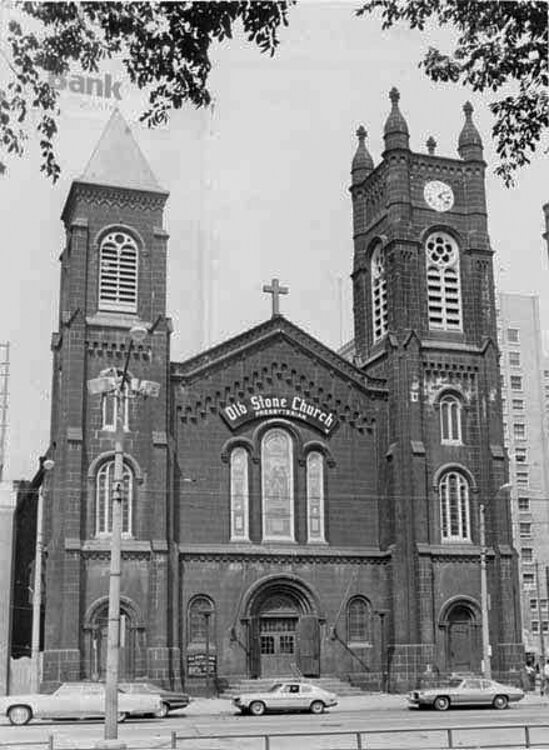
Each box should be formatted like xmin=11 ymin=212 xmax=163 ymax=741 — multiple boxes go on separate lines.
xmin=221 ymin=394 xmax=338 ymax=435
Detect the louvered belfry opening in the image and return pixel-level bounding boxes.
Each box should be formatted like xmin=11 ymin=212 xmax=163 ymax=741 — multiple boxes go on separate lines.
xmin=99 ymin=231 xmax=138 ymax=313
xmin=425 ymin=232 xmax=462 ymax=331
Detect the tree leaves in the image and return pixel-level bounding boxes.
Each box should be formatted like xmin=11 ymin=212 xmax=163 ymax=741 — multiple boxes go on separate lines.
xmin=0 ymin=1 xmax=294 ymax=180
xmin=357 ymin=0 xmax=548 ymax=185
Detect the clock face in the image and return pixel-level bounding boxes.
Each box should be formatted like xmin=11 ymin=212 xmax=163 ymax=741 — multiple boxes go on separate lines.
xmin=424 ymin=180 xmax=454 ymax=212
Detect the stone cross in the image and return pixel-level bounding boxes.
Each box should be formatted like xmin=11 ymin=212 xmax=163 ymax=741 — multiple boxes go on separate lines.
xmin=262 ymin=277 xmax=289 ymax=317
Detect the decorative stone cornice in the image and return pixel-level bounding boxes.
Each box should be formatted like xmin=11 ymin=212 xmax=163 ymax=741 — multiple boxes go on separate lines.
xmin=179 ymin=543 xmax=391 ymax=566
xmin=62 ymin=181 xmax=168 ymax=225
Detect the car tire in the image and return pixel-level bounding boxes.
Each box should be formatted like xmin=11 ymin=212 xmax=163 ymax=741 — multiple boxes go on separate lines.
xmin=249 ymin=701 xmax=266 ymax=716
xmin=155 ymin=702 xmax=169 ymax=719
xmin=493 ymin=694 xmax=508 ymax=710
xmin=8 ymin=705 xmax=32 ymax=726
xmin=433 ymin=696 xmax=450 ymax=711
xmin=309 ymin=700 xmax=325 ymax=715
xmin=117 ymin=711 xmax=128 ymax=724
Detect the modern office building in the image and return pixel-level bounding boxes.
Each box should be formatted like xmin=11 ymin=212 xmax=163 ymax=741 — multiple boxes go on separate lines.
xmin=497 ymin=293 xmax=549 ymax=661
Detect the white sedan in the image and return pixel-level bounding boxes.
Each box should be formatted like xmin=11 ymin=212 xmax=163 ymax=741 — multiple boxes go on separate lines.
xmin=233 ymin=681 xmax=338 ymax=716
xmin=0 ymin=682 xmax=162 ymax=725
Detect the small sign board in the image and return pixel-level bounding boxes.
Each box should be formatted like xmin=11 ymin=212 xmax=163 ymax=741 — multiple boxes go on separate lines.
xmin=187 ymin=653 xmax=216 ymax=677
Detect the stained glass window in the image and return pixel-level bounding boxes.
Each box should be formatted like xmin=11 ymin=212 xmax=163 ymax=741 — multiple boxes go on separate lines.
xmin=230 ymin=447 xmax=249 ymax=540
xmin=261 ymin=429 xmax=294 ymax=541
xmin=307 ymin=451 xmax=325 ymax=542
xmin=371 ymin=243 xmax=388 ymax=342
xmin=347 ymin=597 xmax=371 ymax=642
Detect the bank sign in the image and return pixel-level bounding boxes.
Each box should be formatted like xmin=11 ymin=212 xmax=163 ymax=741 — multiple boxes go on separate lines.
xmin=221 ymin=394 xmax=338 ymax=435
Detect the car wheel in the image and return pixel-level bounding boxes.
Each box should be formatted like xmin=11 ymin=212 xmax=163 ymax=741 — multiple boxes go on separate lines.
xmin=309 ymin=700 xmax=325 ymax=715
xmin=493 ymin=694 xmax=508 ymax=710
xmin=8 ymin=705 xmax=32 ymax=726
xmin=155 ymin=702 xmax=169 ymax=719
xmin=433 ymin=696 xmax=450 ymax=711
xmin=249 ymin=701 xmax=266 ymax=716
xmin=117 ymin=711 xmax=128 ymax=724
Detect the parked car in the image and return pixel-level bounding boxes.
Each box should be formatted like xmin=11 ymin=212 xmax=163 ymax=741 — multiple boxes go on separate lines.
xmin=233 ymin=681 xmax=338 ymax=716
xmin=408 ymin=676 xmax=525 ymax=711
xmin=119 ymin=682 xmax=191 ymax=717
xmin=0 ymin=682 xmax=163 ymax=726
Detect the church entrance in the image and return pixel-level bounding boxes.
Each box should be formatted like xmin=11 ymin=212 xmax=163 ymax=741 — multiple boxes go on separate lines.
xmin=247 ymin=578 xmax=320 ymax=679
xmin=87 ymin=604 xmax=136 ymax=681
xmin=445 ymin=602 xmax=481 ymax=674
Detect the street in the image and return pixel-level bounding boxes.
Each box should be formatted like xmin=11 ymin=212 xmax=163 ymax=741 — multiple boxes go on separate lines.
xmin=0 ymin=702 xmax=547 ymax=750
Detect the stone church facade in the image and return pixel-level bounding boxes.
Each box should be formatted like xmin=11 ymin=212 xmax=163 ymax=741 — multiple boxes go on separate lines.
xmin=40 ymin=92 xmax=523 ymax=693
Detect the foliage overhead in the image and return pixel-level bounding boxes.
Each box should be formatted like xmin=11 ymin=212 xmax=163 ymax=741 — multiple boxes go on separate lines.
xmin=357 ymin=0 xmax=548 ymax=185
xmin=0 ymin=1 xmax=293 ymax=181
xmin=0 ymin=1 xmax=547 ymax=185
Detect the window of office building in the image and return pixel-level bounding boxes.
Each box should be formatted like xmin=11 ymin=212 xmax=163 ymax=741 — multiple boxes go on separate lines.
xmin=507 ymin=328 xmax=520 ymax=343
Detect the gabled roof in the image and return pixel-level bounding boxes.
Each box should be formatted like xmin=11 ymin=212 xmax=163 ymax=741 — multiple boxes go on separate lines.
xmin=171 ymin=315 xmax=387 ymax=396
xmin=79 ymin=109 xmax=165 ymax=193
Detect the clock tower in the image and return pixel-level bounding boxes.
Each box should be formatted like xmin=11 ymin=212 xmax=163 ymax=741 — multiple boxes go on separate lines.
xmin=350 ymin=90 xmax=523 ymax=687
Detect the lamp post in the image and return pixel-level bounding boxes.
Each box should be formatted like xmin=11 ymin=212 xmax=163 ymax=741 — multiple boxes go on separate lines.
xmin=480 ymin=482 xmax=512 ymax=680
xmin=30 ymin=457 xmax=54 ymax=694
xmin=87 ymin=325 xmax=159 ymax=744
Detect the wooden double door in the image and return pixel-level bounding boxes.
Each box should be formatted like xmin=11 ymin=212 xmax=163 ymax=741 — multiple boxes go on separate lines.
xmin=446 ymin=604 xmax=481 ymax=673
xmin=249 ymin=596 xmax=320 ymax=678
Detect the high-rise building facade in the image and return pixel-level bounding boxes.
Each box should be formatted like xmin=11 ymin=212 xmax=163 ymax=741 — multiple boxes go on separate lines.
xmin=498 ymin=293 xmax=549 ymax=660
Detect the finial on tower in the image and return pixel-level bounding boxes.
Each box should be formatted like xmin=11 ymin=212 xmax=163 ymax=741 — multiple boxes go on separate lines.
xmin=383 ymin=86 xmax=409 ymax=151
xmin=352 ymin=124 xmax=374 ymax=183
xmin=458 ymin=101 xmax=483 ymax=161
xmin=426 ymin=136 xmax=437 ymax=155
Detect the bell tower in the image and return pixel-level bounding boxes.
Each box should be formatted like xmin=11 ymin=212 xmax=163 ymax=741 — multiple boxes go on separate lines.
xmin=350 ymin=90 xmax=523 ymax=687
xmin=43 ymin=111 xmax=177 ymax=687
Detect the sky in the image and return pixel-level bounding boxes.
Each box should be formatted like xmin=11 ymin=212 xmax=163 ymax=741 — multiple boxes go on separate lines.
xmin=0 ymin=1 xmax=547 ymax=480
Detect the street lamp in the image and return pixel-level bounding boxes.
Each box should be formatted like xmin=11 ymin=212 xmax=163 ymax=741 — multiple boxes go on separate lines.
xmin=480 ymin=482 xmax=512 ymax=679
xmin=87 ymin=325 xmax=159 ymax=744
xmin=30 ymin=457 xmax=54 ymax=694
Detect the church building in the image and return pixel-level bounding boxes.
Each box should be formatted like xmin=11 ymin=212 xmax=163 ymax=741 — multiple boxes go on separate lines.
xmin=40 ymin=90 xmax=523 ymax=693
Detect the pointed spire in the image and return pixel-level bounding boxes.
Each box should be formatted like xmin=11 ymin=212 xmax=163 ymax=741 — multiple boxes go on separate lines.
xmin=426 ymin=136 xmax=437 ymax=155
xmin=458 ymin=101 xmax=483 ymax=161
xmin=383 ymin=87 xmax=409 ymax=151
xmin=351 ymin=125 xmax=374 ymax=183
xmin=80 ymin=109 xmax=165 ymax=192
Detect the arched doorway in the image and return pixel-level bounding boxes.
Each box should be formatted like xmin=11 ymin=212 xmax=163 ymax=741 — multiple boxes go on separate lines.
xmin=85 ymin=599 xmax=141 ymax=681
xmin=245 ymin=577 xmax=321 ymax=679
xmin=443 ymin=601 xmax=481 ymax=674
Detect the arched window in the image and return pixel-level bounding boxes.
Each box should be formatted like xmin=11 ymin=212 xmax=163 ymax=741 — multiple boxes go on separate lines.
xmin=261 ymin=428 xmax=294 ymax=542
xmin=307 ymin=451 xmax=325 ymax=542
xmin=188 ymin=596 xmax=215 ymax=644
xmin=371 ymin=243 xmax=388 ymax=342
xmin=439 ymin=471 xmax=471 ymax=541
xmin=347 ymin=597 xmax=371 ymax=643
xmin=230 ymin=447 xmax=249 ymax=541
xmin=96 ymin=461 xmax=133 ymax=536
xmin=425 ymin=232 xmax=462 ymax=331
xmin=440 ymin=394 xmax=463 ymax=445
xmin=99 ymin=231 xmax=138 ymax=313
xmin=102 ymin=375 xmax=130 ymax=431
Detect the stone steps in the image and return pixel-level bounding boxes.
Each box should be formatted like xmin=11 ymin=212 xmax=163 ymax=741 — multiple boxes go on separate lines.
xmin=221 ymin=676 xmax=369 ymax=697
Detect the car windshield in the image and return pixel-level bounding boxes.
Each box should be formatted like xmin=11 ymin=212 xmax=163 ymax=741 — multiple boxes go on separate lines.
xmin=268 ymin=683 xmax=283 ymax=692
xmin=448 ymin=678 xmax=464 ymax=688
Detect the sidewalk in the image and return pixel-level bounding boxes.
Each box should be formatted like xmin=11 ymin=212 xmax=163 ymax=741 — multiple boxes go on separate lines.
xmin=184 ymin=690 xmax=549 ymax=716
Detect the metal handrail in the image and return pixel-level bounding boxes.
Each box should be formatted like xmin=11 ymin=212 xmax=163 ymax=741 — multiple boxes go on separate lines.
xmin=2 ymin=722 xmax=548 ymax=750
